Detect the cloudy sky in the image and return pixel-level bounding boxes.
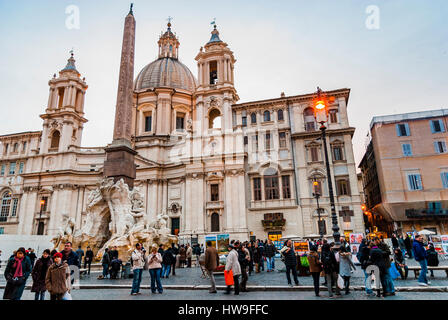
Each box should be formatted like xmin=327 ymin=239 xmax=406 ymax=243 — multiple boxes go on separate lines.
xmin=1 ymin=0 xmax=447 ymax=168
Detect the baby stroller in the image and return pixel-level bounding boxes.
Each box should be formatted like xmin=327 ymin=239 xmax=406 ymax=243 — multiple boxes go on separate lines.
xmin=110 ymin=258 xmax=122 ymax=279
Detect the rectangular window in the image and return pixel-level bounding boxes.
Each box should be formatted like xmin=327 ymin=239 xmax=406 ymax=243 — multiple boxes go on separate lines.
xmin=310 ymin=147 xmax=319 ymax=162
xmin=306 ymin=122 xmax=315 ymax=132
xmin=176 ymin=113 xmax=185 ymax=131
xmin=243 ymin=136 xmax=248 ymax=145
xmin=265 ymin=132 xmax=271 ymax=150
xmin=0 ymin=227 xmax=4 ymax=235
xmin=242 ymin=116 xmax=247 ymax=127
xmin=333 ymin=146 xmax=343 ymax=161
xmin=329 ymin=110 xmax=338 ymax=123
xmin=402 ymin=143 xmax=412 ymax=156
xmin=428 ymin=201 xmax=442 ymax=213
xmin=210 ymin=184 xmax=219 ymax=202
xmin=11 ymin=198 xmax=18 ymax=217
xmin=252 ymin=135 xmax=259 ymax=151
xmin=279 ymin=132 xmax=287 ymax=148
xmin=264 ymin=176 xmax=280 ymax=200
xmin=145 ymin=115 xmax=152 ymax=132
xmin=253 ymin=178 xmax=262 ymax=201
xmin=396 ymin=123 xmax=410 ymax=136
xmin=407 ymin=174 xmax=423 ymax=191
xmin=9 ymin=162 xmax=16 ymax=175
xmin=1 ymin=164 xmax=5 ymax=176
xmin=430 ymin=119 xmax=445 ymax=133
xmin=434 ymin=141 xmax=447 ymax=154
xmin=441 ymin=172 xmax=448 ymax=189
xmin=337 ymin=180 xmax=350 ymax=196
xmin=282 ymin=176 xmax=291 ymax=199
xmin=18 ymin=162 xmax=24 ymax=174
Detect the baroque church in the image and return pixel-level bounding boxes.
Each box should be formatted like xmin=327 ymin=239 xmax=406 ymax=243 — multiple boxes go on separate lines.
xmin=0 ymin=9 xmax=364 ymax=244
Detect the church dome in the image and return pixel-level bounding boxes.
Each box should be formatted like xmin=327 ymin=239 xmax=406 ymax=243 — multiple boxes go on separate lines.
xmin=134 ymin=57 xmax=197 ymax=92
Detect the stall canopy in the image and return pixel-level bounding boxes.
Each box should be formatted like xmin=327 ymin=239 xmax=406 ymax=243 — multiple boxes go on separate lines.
xmin=418 ymin=229 xmax=436 ymax=235
xmin=280 ymin=235 xmax=301 ymax=241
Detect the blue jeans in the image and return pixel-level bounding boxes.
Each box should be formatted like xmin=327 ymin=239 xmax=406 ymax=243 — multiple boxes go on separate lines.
xmin=102 ymin=264 xmax=109 ymax=278
xmin=266 ymin=257 xmax=274 ymax=271
xmin=161 ymin=264 xmax=171 ymax=277
xmin=363 ymin=270 xmax=373 ymax=294
xmin=149 ymin=268 xmax=163 ymax=293
xmin=384 ymin=271 xmax=395 ymax=293
xmin=34 ymin=291 xmax=45 ymax=300
xmin=418 ymin=259 xmax=428 ymax=284
xmin=131 ymin=269 xmax=143 ymax=294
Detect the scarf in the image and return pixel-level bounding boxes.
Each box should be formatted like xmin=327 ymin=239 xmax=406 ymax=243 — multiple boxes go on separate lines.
xmin=13 ymin=257 xmax=24 ymax=278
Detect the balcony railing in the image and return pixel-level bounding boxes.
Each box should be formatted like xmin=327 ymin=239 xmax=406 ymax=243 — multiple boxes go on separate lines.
xmin=262 ymin=219 xmax=286 ymax=230
xmin=405 ymin=208 xmax=448 ymax=219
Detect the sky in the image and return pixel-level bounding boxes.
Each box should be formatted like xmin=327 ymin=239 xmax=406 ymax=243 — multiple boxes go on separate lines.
xmin=0 ymin=0 xmax=447 ymax=168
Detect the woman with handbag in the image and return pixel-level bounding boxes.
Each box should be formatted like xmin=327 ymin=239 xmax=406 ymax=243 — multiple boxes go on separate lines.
xmin=307 ymin=246 xmax=322 ymax=297
xmin=3 ymin=247 xmax=32 ymax=300
xmin=225 ymin=242 xmax=241 ymax=295
xmin=45 ymin=252 xmax=71 ymax=300
xmin=338 ymin=246 xmax=356 ymax=295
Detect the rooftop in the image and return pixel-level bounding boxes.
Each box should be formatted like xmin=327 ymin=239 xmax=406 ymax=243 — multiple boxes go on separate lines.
xmin=370 ymin=108 xmax=448 ymax=129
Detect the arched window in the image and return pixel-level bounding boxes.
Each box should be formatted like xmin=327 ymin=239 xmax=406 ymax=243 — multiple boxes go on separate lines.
xmin=22 ymin=142 xmax=27 ymax=153
xmin=211 ymin=213 xmax=220 ymax=232
xmin=1 ymin=191 xmax=12 ymax=221
xmin=50 ymin=131 xmax=60 ymax=149
xmin=251 ymin=113 xmax=257 ymax=124
xmin=209 ymin=109 xmax=222 ymax=129
xmin=278 ymin=109 xmax=284 ymax=121
xmin=304 ymin=107 xmax=316 ymax=131
xmin=4 ymin=143 xmax=8 ymax=154
xmin=13 ymin=143 xmax=18 ymax=153
xmin=263 ymin=111 xmax=271 ymax=122
xmin=264 ymin=168 xmax=279 ymax=200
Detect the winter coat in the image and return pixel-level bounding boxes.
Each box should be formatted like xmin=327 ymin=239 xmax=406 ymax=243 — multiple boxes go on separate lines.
xmin=131 ymin=250 xmax=145 ymax=271
xmin=394 ymin=250 xmax=406 ymax=266
xmin=204 ymin=246 xmax=219 ymax=271
xmin=281 ymin=246 xmax=297 ymax=267
xmin=147 ymin=253 xmax=162 ymax=269
xmin=85 ymin=250 xmax=94 ymax=263
xmin=3 ymin=256 xmax=32 ymax=300
xmin=162 ymin=248 xmax=174 ymax=265
xmin=27 ymin=252 xmax=37 ymax=266
xmin=378 ymin=242 xmax=392 ymax=269
xmin=369 ymin=246 xmax=386 ymax=273
xmin=264 ymin=244 xmax=277 ymax=258
xmin=31 ymin=257 xmax=52 ymax=292
xmin=60 ymin=249 xmax=80 ymax=267
xmin=225 ymin=249 xmax=241 ymax=276
xmin=186 ymin=246 xmax=193 ymax=259
xmin=45 ymin=262 xmax=70 ymax=295
xmin=426 ymin=248 xmax=439 ymax=267
xmin=404 ymin=236 xmax=412 ymax=249
xmin=413 ymin=241 xmax=427 ymax=262
xmin=76 ymin=249 xmax=84 ymax=261
xmin=102 ymin=252 xmax=111 ymax=265
xmin=321 ymin=250 xmax=338 ymax=274
xmin=339 ymin=252 xmax=355 ymax=277
xmin=253 ymin=247 xmax=262 ymax=263
xmin=179 ymin=247 xmax=187 ymax=260
xmin=307 ymin=251 xmax=322 ymax=273
xmin=391 ymin=237 xmax=399 ymax=248
xmin=109 ymin=250 xmax=119 ymax=260
xmin=398 ymin=238 xmax=406 ymax=250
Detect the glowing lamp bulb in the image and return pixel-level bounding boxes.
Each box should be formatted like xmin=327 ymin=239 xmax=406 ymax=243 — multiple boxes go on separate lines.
xmin=315 ymin=101 xmax=325 ymax=110
xmin=313 ymin=181 xmax=319 ymax=186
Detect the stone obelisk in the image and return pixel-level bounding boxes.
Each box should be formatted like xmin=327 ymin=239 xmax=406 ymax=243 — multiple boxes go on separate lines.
xmin=104 ymin=5 xmax=137 ymax=188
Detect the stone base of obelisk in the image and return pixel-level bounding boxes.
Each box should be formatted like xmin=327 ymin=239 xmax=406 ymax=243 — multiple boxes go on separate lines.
xmin=103 ymin=144 xmax=137 ymax=189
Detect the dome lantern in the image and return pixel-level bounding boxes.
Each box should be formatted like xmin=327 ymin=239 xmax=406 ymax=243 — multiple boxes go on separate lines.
xmin=158 ymin=18 xmax=180 ymax=59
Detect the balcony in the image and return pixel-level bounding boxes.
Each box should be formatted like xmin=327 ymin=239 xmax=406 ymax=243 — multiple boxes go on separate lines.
xmin=405 ymin=208 xmax=448 ymax=219
xmin=206 ymin=201 xmax=224 ymax=210
xmin=262 ymin=219 xmax=286 ymax=231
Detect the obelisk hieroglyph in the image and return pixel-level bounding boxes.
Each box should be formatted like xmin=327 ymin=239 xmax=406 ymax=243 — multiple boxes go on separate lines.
xmin=104 ymin=4 xmax=137 ymax=188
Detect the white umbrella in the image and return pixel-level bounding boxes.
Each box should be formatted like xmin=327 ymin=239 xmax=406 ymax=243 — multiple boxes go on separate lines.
xmin=305 ymin=234 xmax=322 ymax=238
xmin=418 ymin=229 xmax=436 ymax=235
xmin=280 ymin=234 xmax=301 ymax=241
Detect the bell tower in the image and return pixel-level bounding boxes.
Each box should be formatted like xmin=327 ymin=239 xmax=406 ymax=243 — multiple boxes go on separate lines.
xmin=40 ymin=51 xmax=88 ymax=154
xmin=195 ymin=23 xmax=239 ymax=133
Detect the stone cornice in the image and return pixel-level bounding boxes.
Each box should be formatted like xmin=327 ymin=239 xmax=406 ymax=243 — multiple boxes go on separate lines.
xmin=40 ymin=110 xmax=88 ymax=124
xmin=20 ymin=169 xmax=102 ymax=179
xmin=291 ymin=127 xmax=356 ymax=139
xmin=0 ymin=131 xmax=42 ymax=140
xmin=232 ymin=88 xmax=350 ymax=111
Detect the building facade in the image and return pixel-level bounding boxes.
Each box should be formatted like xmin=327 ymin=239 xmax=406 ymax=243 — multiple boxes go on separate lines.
xmin=359 ymin=109 xmax=448 ymax=235
xmin=0 ymin=14 xmax=365 ymax=242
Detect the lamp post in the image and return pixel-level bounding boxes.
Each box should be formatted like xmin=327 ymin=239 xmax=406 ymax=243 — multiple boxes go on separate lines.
xmin=312 ymin=179 xmax=325 ymax=239
xmin=38 ymin=199 xmax=45 ymax=235
xmin=313 ymin=87 xmax=341 ymax=246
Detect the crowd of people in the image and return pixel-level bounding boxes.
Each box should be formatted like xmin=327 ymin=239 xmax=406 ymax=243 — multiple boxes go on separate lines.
xmin=1 ymin=233 xmax=441 ymax=300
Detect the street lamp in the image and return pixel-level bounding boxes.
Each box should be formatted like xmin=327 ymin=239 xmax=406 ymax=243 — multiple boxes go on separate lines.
xmin=312 ymin=179 xmax=325 ymax=239
xmin=313 ymin=87 xmax=341 ymax=246
xmin=38 ymin=199 xmax=46 ymax=235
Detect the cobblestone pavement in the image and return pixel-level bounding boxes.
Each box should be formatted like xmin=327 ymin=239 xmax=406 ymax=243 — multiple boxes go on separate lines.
xmin=10 ymin=288 xmax=448 ymax=300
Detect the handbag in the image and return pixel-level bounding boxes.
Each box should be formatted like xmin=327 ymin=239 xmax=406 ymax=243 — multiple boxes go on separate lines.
xmin=337 ymin=274 xmax=345 ymax=289
xmin=224 ymin=270 xmax=234 ymax=286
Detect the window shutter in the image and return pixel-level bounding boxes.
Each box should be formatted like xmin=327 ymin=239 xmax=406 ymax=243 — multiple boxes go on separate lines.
xmin=430 ymin=120 xmax=435 ymax=133
xmin=396 ymin=124 xmax=401 ymax=137
xmin=442 ymin=141 xmax=447 ymax=153
xmin=434 ymin=142 xmax=440 ymax=153
xmin=416 ymin=174 xmax=422 ymax=190
xmin=404 ymin=123 xmax=410 ymax=136
xmin=439 ymin=120 xmax=446 ymax=132
xmin=442 ymin=173 xmax=448 ymax=189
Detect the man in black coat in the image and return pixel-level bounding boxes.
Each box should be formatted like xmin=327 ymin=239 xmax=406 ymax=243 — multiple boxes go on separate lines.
xmin=281 ymin=240 xmax=299 ymax=287
xmin=404 ymin=235 xmax=413 ymax=258
xmin=171 ymin=243 xmax=179 ymax=276
xmin=60 ymin=242 xmax=79 ymax=267
xmin=84 ymin=246 xmax=94 ymax=275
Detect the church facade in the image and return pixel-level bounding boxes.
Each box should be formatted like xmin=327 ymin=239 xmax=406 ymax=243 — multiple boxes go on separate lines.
xmin=0 ymin=12 xmax=364 ymax=243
